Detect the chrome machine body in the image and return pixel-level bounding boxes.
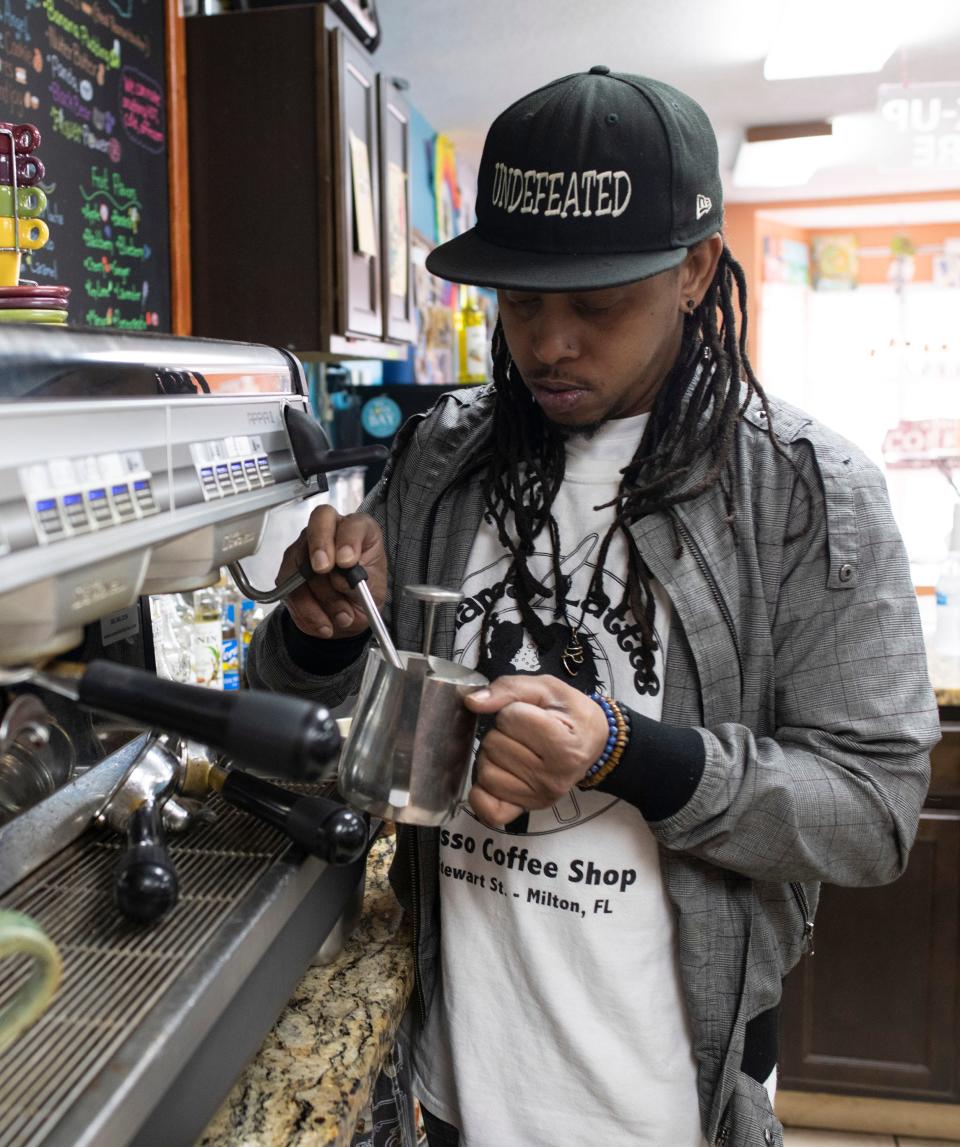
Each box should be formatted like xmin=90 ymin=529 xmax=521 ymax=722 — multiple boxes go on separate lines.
xmin=0 ymin=327 xmax=375 ymax=1147
xmin=0 ymin=325 xmax=310 ymax=666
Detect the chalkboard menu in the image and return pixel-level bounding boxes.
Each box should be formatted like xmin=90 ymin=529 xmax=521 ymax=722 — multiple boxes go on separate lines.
xmin=0 ymin=1 xmax=171 ymax=331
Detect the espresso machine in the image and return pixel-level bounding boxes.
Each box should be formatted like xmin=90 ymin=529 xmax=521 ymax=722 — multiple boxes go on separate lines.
xmin=0 ymin=326 xmax=386 ymax=1147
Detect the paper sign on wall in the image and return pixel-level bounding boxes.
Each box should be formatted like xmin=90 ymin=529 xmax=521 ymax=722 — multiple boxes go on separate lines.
xmin=434 ymin=133 xmax=460 ymax=247
xmin=812 ymin=234 xmax=858 ymax=291
xmin=387 ymin=161 xmax=408 ymax=298
xmin=349 ymin=130 xmax=377 ymax=257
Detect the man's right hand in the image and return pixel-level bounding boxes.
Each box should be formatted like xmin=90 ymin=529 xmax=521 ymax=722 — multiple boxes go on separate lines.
xmin=278 ymin=505 xmax=387 ymax=640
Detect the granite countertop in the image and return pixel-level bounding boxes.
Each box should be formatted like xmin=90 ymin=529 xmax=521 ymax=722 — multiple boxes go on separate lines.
xmin=196 ymin=833 xmax=414 ymax=1147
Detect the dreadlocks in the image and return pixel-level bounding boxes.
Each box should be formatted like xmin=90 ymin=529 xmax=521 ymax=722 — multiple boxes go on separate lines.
xmin=477 ymin=243 xmax=798 ymax=693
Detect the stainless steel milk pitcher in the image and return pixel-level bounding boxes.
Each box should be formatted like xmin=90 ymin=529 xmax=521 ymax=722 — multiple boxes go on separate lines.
xmin=337 ymin=648 xmax=488 ymax=824
xmin=337 ymin=583 xmax=487 ymax=825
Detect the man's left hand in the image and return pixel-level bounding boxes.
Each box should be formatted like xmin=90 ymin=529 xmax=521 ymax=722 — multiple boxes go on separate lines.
xmin=462 ymin=675 xmax=610 ymax=827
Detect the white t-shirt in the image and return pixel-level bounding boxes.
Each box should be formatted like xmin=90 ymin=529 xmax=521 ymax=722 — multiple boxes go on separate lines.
xmin=410 ymin=413 xmax=708 ymax=1147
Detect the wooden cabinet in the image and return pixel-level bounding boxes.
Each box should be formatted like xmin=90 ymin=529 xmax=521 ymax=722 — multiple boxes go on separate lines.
xmin=185 ymin=6 xmax=412 ymax=358
xmin=330 ymin=25 xmax=381 ymax=341
xmin=378 ymin=74 xmax=416 ymax=344
xmin=779 ymin=730 xmax=960 ymax=1104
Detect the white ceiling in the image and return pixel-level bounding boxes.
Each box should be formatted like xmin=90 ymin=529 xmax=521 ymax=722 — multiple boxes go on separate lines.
xmin=373 ymin=0 xmax=960 ymax=211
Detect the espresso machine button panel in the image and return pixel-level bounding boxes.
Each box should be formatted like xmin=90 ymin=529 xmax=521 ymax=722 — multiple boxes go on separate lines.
xmin=20 ymin=450 xmax=160 ymax=544
xmin=190 ymin=436 xmax=275 ymax=502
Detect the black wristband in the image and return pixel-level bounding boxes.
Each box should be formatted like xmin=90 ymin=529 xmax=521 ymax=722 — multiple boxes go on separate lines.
xmin=742 ymin=1005 xmax=779 ymax=1085
xmin=281 ymin=607 xmax=371 ymax=675
xmin=594 ymin=706 xmax=705 ymax=821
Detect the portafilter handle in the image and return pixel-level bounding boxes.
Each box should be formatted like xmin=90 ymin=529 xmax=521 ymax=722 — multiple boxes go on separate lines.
xmin=113 ymin=801 xmax=178 ymax=924
xmin=74 ymin=661 xmax=341 ymax=783
xmin=98 ymin=737 xmax=180 ymax=925
xmin=218 ymin=771 xmax=368 ymax=865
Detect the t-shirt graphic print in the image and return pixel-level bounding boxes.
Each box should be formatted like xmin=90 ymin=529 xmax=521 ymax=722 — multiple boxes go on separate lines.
xmin=410 ymin=413 xmax=707 ymax=1147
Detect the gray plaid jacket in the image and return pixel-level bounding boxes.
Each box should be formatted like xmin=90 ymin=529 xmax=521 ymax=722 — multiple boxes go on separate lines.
xmin=249 ymin=384 xmax=938 ymax=1146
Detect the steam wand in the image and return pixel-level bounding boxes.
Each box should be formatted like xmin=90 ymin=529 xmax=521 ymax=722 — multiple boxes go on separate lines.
xmin=228 ymin=561 xmax=404 ymax=672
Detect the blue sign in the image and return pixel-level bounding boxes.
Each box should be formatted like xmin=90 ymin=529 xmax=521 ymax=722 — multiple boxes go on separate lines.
xmin=361 ymin=395 xmax=403 ymax=439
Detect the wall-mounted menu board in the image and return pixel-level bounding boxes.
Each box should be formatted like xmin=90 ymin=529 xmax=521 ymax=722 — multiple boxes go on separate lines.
xmin=0 ymin=0 xmax=171 ymax=330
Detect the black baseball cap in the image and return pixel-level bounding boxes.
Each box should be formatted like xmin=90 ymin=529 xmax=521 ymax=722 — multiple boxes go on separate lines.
xmin=426 ymin=66 xmax=723 ymax=292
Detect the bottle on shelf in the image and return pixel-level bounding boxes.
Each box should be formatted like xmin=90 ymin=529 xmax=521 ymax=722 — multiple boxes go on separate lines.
xmin=214 ymin=572 xmax=254 ymax=691
xmin=221 ymin=596 xmax=240 ymax=692
xmin=191 ymin=584 xmax=223 ymax=689
xmin=457 ymin=286 xmax=488 ymax=383
xmin=452 ymin=303 xmax=464 ymax=382
xmin=149 ymin=593 xmax=194 ymax=683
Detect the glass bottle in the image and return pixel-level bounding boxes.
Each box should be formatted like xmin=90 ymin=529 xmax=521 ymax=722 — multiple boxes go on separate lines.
xmin=191 ymin=585 xmax=223 ymax=688
xmin=458 ymin=287 xmax=488 ymax=383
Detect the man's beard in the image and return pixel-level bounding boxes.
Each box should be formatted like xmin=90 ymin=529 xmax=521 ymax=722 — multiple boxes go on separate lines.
xmin=543 ymin=414 xmax=607 ymax=440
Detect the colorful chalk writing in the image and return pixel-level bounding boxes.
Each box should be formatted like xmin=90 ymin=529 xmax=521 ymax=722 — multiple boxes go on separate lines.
xmin=77 ymin=162 xmax=156 ymax=327
xmin=43 ymin=1 xmax=122 ymax=71
xmin=120 ymin=66 xmax=163 ymax=153
xmin=0 ymin=0 xmax=169 ymax=330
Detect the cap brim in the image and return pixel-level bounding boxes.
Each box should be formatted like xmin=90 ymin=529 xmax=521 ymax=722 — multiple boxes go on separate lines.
xmin=425 ymin=227 xmax=688 ymax=292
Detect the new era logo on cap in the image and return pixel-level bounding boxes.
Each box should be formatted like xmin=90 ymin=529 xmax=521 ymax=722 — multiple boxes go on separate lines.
xmin=696 ymin=194 xmax=712 ymax=221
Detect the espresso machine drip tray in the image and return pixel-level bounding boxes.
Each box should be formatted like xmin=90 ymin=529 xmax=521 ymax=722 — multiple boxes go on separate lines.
xmin=0 ymin=782 xmax=366 ymax=1147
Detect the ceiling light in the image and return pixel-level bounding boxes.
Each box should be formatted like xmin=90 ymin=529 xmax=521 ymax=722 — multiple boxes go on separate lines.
xmin=732 ymin=122 xmax=834 ymax=188
xmin=763 ymin=0 xmax=904 ymax=80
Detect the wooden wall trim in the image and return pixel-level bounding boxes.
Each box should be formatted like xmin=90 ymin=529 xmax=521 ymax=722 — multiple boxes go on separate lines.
xmin=166 ymin=0 xmax=192 ymax=336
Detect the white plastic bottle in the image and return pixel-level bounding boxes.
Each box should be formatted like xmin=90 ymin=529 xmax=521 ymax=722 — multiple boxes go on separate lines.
xmin=934 ymin=503 xmax=960 ymax=687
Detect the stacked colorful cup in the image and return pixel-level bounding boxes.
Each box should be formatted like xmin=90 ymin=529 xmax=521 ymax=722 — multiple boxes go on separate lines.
xmin=0 ymin=122 xmax=67 ymax=325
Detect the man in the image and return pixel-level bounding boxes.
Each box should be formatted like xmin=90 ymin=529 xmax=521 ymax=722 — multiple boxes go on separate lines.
xmin=249 ymin=68 xmax=938 ymax=1147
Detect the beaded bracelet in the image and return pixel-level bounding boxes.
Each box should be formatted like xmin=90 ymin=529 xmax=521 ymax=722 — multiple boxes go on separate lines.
xmin=577 ymin=693 xmax=630 ymax=790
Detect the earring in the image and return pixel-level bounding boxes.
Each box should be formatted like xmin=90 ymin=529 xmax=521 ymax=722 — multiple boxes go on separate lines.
xmin=686 ymin=298 xmax=697 ymax=313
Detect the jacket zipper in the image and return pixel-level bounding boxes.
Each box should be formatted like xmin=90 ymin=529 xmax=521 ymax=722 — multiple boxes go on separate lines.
xmin=790 ymin=881 xmax=815 ymax=955
xmin=671 ymin=514 xmax=744 ymax=687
